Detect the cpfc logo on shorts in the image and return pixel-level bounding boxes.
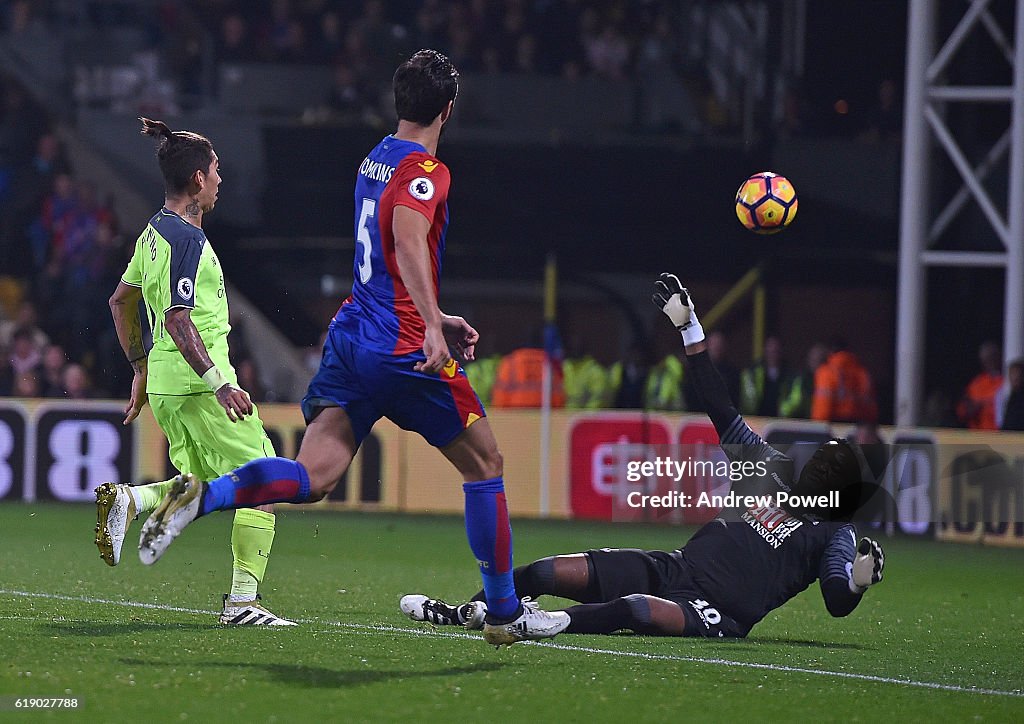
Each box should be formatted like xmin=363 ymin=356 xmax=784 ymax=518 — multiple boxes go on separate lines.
xmin=442 ymin=358 xmax=458 ymax=378
xmin=408 ymin=177 xmax=434 ymax=201
xmin=177 ymin=277 xmax=194 ymax=300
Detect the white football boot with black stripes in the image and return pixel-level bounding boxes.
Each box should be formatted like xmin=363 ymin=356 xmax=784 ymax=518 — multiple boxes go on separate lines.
xmin=482 ymin=597 xmax=570 ymax=646
xmin=400 ymin=594 xmax=487 ymax=630
xmin=220 ymin=594 xmax=297 ymax=626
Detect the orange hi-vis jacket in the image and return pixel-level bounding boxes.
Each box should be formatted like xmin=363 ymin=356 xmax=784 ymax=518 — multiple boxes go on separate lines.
xmin=957 ymin=371 xmax=1003 ymax=430
xmin=490 ymin=348 xmax=565 ymax=408
xmin=811 ymin=351 xmax=878 ymax=423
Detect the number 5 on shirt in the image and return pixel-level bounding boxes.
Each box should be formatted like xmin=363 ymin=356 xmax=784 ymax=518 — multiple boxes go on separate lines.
xmin=356 ymin=198 xmax=376 ymax=284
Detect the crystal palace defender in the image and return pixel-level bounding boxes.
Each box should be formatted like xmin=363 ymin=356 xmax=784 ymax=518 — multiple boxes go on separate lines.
xmin=136 ymin=49 xmax=569 ymax=646
xmin=102 ymin=119 xmax=293 ymax=625
xmin=401 ymin=274 xmax=885 ymax=638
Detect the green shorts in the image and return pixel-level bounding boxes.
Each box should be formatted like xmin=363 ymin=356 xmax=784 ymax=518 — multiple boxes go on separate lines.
xmin=149 ymin=393 xmax=276 ymax=481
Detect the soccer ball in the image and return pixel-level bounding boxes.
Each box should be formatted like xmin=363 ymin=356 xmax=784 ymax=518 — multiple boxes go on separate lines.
xmin=735 ymin=172 xmax=798 ymax=234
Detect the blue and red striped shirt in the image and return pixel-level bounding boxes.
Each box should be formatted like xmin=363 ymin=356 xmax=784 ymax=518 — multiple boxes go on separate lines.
xmin=334 ymin=135 xmax=451 ymax=355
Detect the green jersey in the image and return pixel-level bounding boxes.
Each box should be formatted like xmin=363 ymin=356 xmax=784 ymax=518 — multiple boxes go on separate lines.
xmin=121 ymin=208 xmax=235 ymax=395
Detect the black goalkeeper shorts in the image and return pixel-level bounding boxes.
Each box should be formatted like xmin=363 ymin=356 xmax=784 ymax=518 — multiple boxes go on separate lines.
xmin=584 ymin=548 xmax=750 ymax=638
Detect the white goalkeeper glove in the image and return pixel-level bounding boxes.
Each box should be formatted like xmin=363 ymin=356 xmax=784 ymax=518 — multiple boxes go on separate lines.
xmin=850 ymin=537 xmax=884 ymax=594
xmin=652 ymin=272 xmax=705 ymax=346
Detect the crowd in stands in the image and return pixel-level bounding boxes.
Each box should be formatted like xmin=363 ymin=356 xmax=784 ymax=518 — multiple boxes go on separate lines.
xmin=0 ymin=71 xmax=124 ymax=400
xmin=0 ymin=70 xmax=273 ymax=402
xmin=198 ymin=0 xmax=686 ymax=80
xmin=461 ymin=331 xmax=1024 ymax=435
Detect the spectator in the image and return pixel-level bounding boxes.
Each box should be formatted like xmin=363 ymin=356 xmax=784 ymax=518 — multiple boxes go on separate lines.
xmin=811 ymin=338 xmax=878 ymax=424
xmin=686 ymin=330 xmax=740 ymax=410
xmin=12 ymin=134 xmax=70 ymax=268
xmin=491 ymin=347 xmax=565 ymax=408
xmin=324 ymin=62 xmax=375 ymax=124
xmin=11 ymin=368 xmax=40 ymax=397
xmin=61 ymin=362 xmax=93 ymax=400
xmin=921 ymin=389 xmax=959 ymax=428
xmin=740 ymin=335 xmax=789 ymax=417
xmin=780 ymin=342 xmax=827 ymax=419
xmin=957 ymin=340 xmax=1002 ymax=431
xmin=31 ymin=171 xmax=78 ymax=272
xmin=39 ymin=343 xmax=67 ymax=397
xmin=0 ymin=299 xmax=49 ymax=350
xmin=464 ymin=354 xmax=501 ymax=408
xmin=610 ymin=342 xmax=651 ymax=409
xmin=563 ymin=352 xmax=609 ymax=409
xmin=860 ymin=78 xmax=902 ymax=144
xmin=310 ymin=10 xmax=344 ymax=65
xmin=644 ymin=351 xmax=685 ymax=411
xmin=8 ymin=326 xmax=41 ymax=377
xmin=217 ymin=13 xmax=256 ymax=64
xmin=584 ymin=22 xmax=630 ymax=80
xmin=1000 ymin=359 xmax=1024 ymax=431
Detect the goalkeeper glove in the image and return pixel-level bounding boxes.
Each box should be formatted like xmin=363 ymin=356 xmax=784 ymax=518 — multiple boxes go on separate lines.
xmin=850 ymin=537 xmax=884 ymax=594
xmin=651 ymin=272 xmax=705 ymax=346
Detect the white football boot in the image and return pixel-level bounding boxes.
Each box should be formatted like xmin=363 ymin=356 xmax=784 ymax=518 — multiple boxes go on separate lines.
xmin=400 ymin=594 xmax=487 ymax=630
xmin=94 ymin=482 xmax=136 ymax=566
xmin=138 ymin=473 xmax=202 ymax=565
xmin=220 ymin=594 xmax=297 ymax=626
xmin=482 ymin=597 xmax=570 ymax=646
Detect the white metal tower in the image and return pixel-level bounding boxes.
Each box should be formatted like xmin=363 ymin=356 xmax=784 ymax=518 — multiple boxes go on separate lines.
xmin=897 ymin=0 xmax=1024 ymax=425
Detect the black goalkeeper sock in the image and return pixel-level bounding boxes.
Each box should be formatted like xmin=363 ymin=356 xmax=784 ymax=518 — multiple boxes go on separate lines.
xmin=565 ymin=595 xmax=656 ymax=635
xmin=471 ymin=558 xmax=557 ymax=602
xmin=564 ymin=599 xmax=634 ymax=634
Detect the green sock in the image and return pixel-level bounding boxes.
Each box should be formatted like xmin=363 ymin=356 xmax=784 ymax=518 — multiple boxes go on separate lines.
xmin=130 ymin=478 xmax=176 ymax=517
xmin=229 ymin=508 xmax=276 ymax=601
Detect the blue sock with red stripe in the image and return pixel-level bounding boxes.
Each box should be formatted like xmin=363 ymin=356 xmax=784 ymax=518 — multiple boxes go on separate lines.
xmin=463 ymin=477 xmax=519 ymax=620
xmin=200 ymin=458 xmax=311 ymax=515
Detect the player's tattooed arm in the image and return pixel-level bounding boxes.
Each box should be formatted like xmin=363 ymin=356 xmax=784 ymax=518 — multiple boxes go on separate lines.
xmin=164 ymin=307 xmax=215 ymax=376
xmin=109 ymin=281 xmax=147 ymax=368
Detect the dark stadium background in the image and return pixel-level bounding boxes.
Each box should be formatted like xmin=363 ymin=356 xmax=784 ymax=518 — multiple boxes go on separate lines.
xmin=0 ymin=0 xmax=1012 ymax=422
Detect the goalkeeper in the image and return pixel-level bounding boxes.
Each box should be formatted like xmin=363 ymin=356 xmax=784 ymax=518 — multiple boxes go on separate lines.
xmin=401 ymin=274 xmax=886 ymax=638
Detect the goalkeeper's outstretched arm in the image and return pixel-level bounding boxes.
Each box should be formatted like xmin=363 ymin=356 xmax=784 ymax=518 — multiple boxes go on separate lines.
xmin=652 ymin=274 xmax=785 ymax=465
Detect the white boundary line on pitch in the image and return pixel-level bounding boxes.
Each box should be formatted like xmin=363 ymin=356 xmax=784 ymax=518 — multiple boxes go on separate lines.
xmin=2 ymin=588 xmax=1021 ymax=699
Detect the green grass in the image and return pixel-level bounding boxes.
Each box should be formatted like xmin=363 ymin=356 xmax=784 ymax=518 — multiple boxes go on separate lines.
xmin=0 ymin=504 xmax=1022 ymax=722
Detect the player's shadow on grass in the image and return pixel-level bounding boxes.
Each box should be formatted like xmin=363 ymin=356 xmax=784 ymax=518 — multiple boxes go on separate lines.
xmin=44 ymin=621 xmax=212 ymax=636
xmin=120 ymin=658 xmax=505 ymax=689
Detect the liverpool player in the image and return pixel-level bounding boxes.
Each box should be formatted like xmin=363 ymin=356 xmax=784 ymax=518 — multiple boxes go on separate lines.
xmin=102 ymin=118 xmax=293 ymax=625
xmin=136 ymin=50 xmax=569 ymax=646
xmin=401 ymin=274 xmax=885 ymax=638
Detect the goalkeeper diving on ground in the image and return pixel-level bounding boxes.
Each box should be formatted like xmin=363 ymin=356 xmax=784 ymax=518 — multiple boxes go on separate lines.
xmin=401 ymin=273 xmax=886 ymax=638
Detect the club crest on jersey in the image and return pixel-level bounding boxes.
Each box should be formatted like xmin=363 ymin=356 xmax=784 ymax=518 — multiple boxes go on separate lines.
xmin=417 ymin=159 xmax=439 ymax=173
xmin=408 ymin=177 xmax=434 ymax=201
xmin=177 ymin=277 xmax=194 ymax=300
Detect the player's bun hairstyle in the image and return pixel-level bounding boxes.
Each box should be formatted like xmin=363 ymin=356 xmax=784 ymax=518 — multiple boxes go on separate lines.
xmin=139 ymin=117 xmax=214 ymax=195
xmin=393 ymin=49 xmax=459 ymax=126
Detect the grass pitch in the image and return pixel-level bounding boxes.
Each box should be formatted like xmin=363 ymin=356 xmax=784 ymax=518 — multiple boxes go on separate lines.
xmin=0 ymin=504 xmax=1022 ymax=722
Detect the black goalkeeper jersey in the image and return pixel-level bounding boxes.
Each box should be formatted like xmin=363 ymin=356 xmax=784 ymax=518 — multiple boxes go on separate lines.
xmin=680 ymin=512 xmax=852 ymax=629
xmin=678 ymin=355 xmax=862 ymax=629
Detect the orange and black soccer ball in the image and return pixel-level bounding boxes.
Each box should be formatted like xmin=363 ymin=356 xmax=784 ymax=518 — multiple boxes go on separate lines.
xmin=735 ymin=171 xmax=798 ymax=234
